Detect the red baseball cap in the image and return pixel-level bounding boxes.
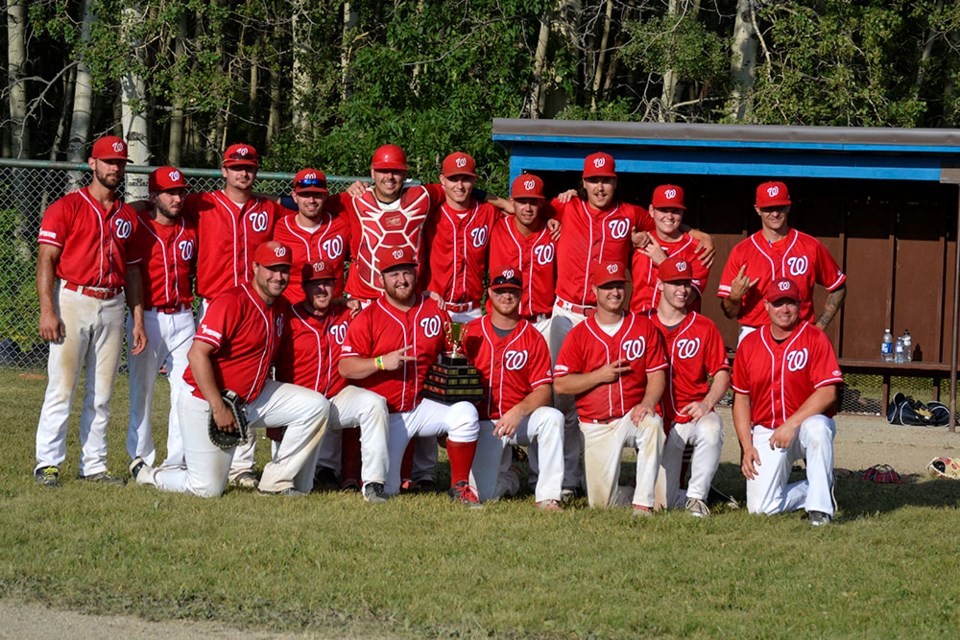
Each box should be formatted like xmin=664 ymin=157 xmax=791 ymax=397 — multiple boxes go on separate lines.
xmin=253 ymin=241 xmax=293 ymax=268
xmin=149 ymin=166 xmax=189 ymax=192
xmin=302 ymin=260 xmax=337 ymax=285
xmin=583 ymin=152 xmax=616 ymax=179
xmin=659 ymin=256 xmax=693 ymax=283
xmin=441 ymin=151 xmax=476 ymax=178
xmin=756 ymin=181 xmax=791 ymax=208
xmin=376 ymin=245 xmax=418 ymax=272
xmin=371 ymin=144 xmax=408 ymax=171
xmin=510 ymin=173 xmax=545 ymax=200
xmin=765 ymin=277 xmax=801 ymax=302
xmin=489 ymin=266 xmax=522 ymax=291
xmin=91 ymin=136 xmax=128 ymax=162
xmin=223 ymin=143 xmax=259 ymax=168
xmin=592 ymin=261 xmax=627 ymax=287
xmin=651 ymin=184 xmax=686 ymax=210
xmin=293 ymin=168 xmax=329 ymax=194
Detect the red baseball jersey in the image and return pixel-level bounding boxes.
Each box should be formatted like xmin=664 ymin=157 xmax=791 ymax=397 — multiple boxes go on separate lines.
xmin=275 ymin=301 xmax=352 ymax=398
xmin=272 ymin=210 xmax=350 ymax=304
xmin=554 ymin=312 xmax=668 ymax=422
xmin=648 ymin=311 xmax=729 ymax=427
xmin=185 ymin=191 xmax=285 ymax=300
xmin=462 ymin=316 xmax=553 ymax=420
xmin=185 ymin=283 xmax=288 ymax=403
xmin=732 ymin=322 xmax=843 ymax=429
xmin=423 ymin=201 xmax=499 ymax=304
xmin=334 ymin=183 xmax=445 ymax=300
xmin=487 ymin=216 xmax=556 ymax=317
xmin=125 ymin=211 xmax=197 ymax=310
xmin=340 ymin=294 xmax=450 ymax=412
xmin=718 ymin=229 xmax=845 ymax=327
xmin=37 ymin=187 xmax=139 ymax=289
xmin=547 ymin=197 xmax=654 ymax=307
xmin=630 ymin=233 xmax=709 ymax=314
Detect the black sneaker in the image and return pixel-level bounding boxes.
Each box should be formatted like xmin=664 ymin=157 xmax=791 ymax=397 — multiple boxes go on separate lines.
xmin=79 ymin=471 xmax=125 ymax=486
xmin=258 ymin=487 xmax=307 ymax=497
xmin=808 ymin=511 xmax=833 ymax=527
xmin=129 ymin=457 xmax=146 ymax=481
xmin=449 ymin=480 xmax=482 ymax=508
xmin=35 ymin=465 xmax=60 ymax=488
xmin=362 ymin=482 xmax=388 ymax=504
xmin=230 ymin=471 xmax=259 ymax=490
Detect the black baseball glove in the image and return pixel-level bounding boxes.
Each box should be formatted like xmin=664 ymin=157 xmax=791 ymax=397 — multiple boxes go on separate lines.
xmin=208 ymin=389 xmax=249 ymax=450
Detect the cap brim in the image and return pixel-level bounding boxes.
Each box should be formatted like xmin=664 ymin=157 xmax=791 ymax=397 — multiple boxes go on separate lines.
xmin=372 ymin=163 xmax=407 ymax=171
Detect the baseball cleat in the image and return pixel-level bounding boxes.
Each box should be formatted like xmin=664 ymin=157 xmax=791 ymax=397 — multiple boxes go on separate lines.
xmin=129 ymin=457 xmax=146 ymax=481
xmin=684 ymin=497 xmax=711 ymax=518
xmin=35 ymin=465 xmax=60 ymax=488
xmin=632 ymin=505 xmax=654 ymax=518
xmin=362 ymin=482 xmax=388 ymax=504
xmin=230 ymin=471 xmax=259 ymax=490
xmin=536 ymin=499 xmax=565 ymax=512
xmin=560 ymin=486 xmax=583 ymax=502
xmin=258 ymin=487 xmax=307 ymax=497
xmin=340 ymin=479 xmax=361 ymax=493
xmin=449 ymin=481 xmax=482 ymax=508
xmin=79 ymin=471 xmax=125 ymax=486
xmin=808 ymin=510 xmax=832 ymax=526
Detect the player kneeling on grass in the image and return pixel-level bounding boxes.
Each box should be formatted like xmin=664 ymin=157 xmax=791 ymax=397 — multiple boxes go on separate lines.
xmin=272 ymin=261 xmax=390 ymax=503
xmin=130 ymin=241 xmax=329 ymax=497
xmin=733 ymin=277 xmax=842 ymax=526
xmin=462 ymin=266 xmax=565 ymax=511
xmin=649 ymin=256 xmax=730 ymax=517
xmin=553 ymin=262 xmax=668 ymax=515
xmin=338 ymin=246 xmax=481 ymax=505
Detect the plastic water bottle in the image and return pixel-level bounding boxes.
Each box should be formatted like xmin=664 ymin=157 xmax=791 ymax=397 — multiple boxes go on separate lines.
xmin=894 ymin=336 xmax=906 ymax=363
xmin=903 ymin=329 xmax=912 ymax=362
xmin=881 ymin=329 xmax=894 ymax=362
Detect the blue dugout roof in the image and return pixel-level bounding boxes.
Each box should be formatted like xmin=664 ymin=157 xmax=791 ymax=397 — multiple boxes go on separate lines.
xmin=491 ymin=119 xmax=960 ymax=183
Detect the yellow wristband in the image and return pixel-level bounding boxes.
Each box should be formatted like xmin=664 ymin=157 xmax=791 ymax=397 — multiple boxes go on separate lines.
xmin=375 ymin=355 xmax=384 ymax=371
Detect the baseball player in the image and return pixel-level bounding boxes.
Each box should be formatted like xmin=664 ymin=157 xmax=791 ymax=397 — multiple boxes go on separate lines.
xmin=338 ymin=246 xmax=481 ymax=504
xmin=273 ymin=168 xmax=350 ymax=305
xmin=274 ymin=260 xmax=390 ymax=503
xmin=630 ymin=184 xmax=710 ymax=314
xmin=422 ymin=152 xmax=499 ymax=323
xmin=733 ymin=277 xmax=842 ymax=525
xmin=487 ymin=173 xmax=556 ymax=338
xmin=553 ymin=261 xmax=668 ymax=514
xmin=718 ymin=181 xmax=847 ymax=344
xmin=648 ymin=256 xmax=730 ymax=517
xmin=124 ymin=166 xmax=197 ymax=469
xmin=462 ymin=266 xmax=565 ymax=510
xmin=130 ymin=241 xmax=329 ymax=498
xmin=183 ymin=143 xmax=287 ymax=488
xmin=34 ymin=135 xmax=144 ymax=487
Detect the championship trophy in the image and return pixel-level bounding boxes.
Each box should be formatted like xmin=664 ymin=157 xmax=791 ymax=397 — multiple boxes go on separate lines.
xmin=423 ymin=322 xmax=485 ymax=404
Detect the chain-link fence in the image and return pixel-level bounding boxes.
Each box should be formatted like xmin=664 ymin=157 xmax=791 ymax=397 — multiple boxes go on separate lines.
xmin=0 ymin=159 xmax=365 ymax=368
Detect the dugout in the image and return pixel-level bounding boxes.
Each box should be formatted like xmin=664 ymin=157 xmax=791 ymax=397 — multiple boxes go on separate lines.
xmin=491 ymin=119 xmax=960 ymax=428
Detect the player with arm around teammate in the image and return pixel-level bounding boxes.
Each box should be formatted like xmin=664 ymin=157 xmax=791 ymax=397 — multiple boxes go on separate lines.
xmin=338 ymin=246 xmax=481 ymax=504
xmin=463 ymin=266 xmax=565 ymax=511
xmin=649 ymin=256 xmax=730 ymax=517
xmin=34 ymin=135 xmax=144 ymax=487
xmin=124 ymin=167 xmax=197 ymax=469
xmin=733 ymin=277 xmax=843 ymax=526
xmin=274 ymin=260 xmax=390 ymax=503
xmin=130 ymin=242 xmax=329 ymax=497
xmin=553 ymin=261 xmax=668 ymax=515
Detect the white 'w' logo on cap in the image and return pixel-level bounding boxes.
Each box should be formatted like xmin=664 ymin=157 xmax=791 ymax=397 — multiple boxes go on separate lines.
xmin=767 ymin=186 xmax=780 ymax=197
xmin=392 ymin=249 xmax=404 ymax=259
xmin=456 ymin=157 xmax=467 ymax=168
xmin=665 ymin=189 xmax=676 ymax=199
xmin=778 ymin=281 xmax=790 ymax=291
xmin=274 ymin=247 xmax=287 ymax=257
xmin=594 ymin=157 xmax=605 ymax=168
xmin=607 ymin=263 xmax=618 ymax=274
xmin=523 ymin=180 xmax=535 ymax=190
xmin=677 ymin=260 xmax=687 ymax=271
xmin=169 ymin=170 xmax=181 ymax=180
xmin=112 ymin=142 xmax=124 ymax=152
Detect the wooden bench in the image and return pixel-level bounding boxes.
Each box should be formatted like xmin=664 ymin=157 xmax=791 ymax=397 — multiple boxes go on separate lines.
xmin=838 ymin=359 xmax=953 ymax=410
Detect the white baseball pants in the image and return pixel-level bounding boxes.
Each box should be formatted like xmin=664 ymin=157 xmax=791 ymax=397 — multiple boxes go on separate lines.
xmin=35 ymin=282 xmax=125 ymax=476
xmin=125 ymin=308 xmax=194 ymax=467
xmin=581 ymin=413 xmax=664 ymax=509
xmin=469 ymin=406 xmax=564 ymax=503
xmin=746 ymin=415 xmax=836 ymax=516
xmin=385 ymin=399 xmax=479 ymax=496
xmin=660 ymin=411 xmax=724 ymax=508
xmin=137 ymin=380 xmax=328 ymax=497
xmin=549 ymin=301 xmax=591 ymax=490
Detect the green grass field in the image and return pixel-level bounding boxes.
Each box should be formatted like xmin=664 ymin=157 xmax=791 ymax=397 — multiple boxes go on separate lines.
xmin=2 ymin=369 xmax=959 ymax=638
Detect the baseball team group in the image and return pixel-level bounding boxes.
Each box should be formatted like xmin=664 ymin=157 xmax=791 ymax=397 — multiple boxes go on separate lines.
xmin=32 ymin=133 xmax=848 ymax=525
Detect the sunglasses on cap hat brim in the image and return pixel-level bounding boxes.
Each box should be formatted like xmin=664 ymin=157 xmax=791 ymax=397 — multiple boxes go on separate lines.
xmin=296 ymin=177 xmax=328 ymax=191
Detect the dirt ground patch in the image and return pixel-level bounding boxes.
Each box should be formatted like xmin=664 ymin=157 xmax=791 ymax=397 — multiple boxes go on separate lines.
xmin=4 ymin=410 xmax=958 ymax=638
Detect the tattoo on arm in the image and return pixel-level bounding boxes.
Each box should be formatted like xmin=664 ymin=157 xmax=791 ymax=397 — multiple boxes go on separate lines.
xmin=816 ymin=285 xmax=847 ymax=329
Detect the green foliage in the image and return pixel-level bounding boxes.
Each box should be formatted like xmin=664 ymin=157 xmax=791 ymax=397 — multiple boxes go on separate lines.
xmin=0 ymin=208 xmax=39 ymax=353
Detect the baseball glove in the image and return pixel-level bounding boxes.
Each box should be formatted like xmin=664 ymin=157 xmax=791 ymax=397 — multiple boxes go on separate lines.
xmin=208 ymin=389 xmax=249 ymax=450
xmin=927 ymin=456 xmax=960 ymax=480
